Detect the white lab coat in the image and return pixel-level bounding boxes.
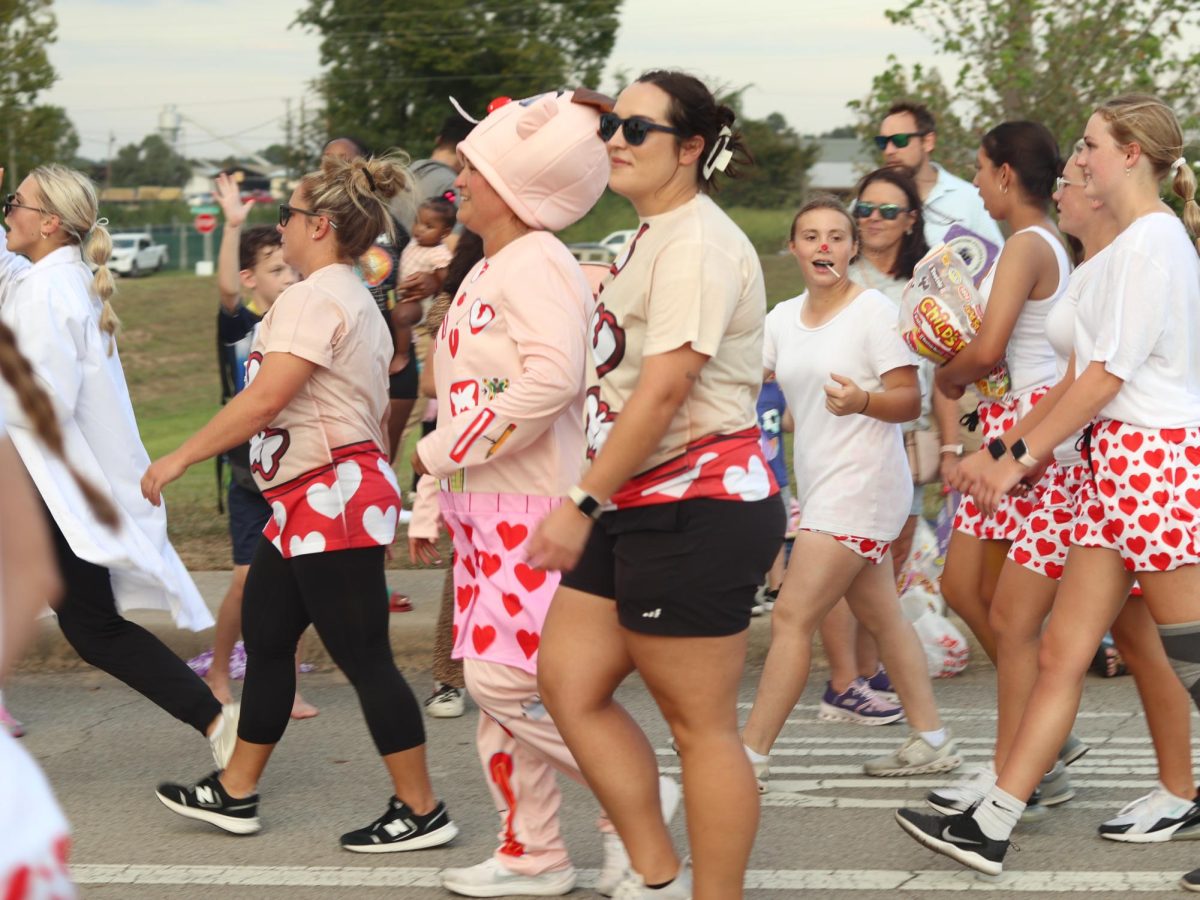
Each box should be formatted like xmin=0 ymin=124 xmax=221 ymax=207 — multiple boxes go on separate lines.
xmin=0 ymin=234 xmax=211 ymax=630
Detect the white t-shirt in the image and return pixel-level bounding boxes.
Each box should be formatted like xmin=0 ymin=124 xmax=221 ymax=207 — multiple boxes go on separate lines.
xmin=1074 ymin=213 xmax=1200 ymax=427
xmin=765 ymin=289 xmax=917 ymax=540
xmin=978 ymin=225 xmax=1070 ymax=396
xmin=1044 ymin=246 xmax=1112 ymax=466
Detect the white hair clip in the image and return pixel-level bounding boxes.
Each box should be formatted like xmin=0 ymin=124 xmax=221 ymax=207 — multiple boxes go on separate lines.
xmin=1171 ymin=156 xmax=1189 ymax=176
xmin=702 ymin=125 xmax=734 ymax=180
xmin=449 ymin=96 xmax=480 ymax=125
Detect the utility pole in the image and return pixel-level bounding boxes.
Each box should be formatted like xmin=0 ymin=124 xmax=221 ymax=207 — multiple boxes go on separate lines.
xmin=105 ymin=132 xmax=115 ymax=190
xmin=284 ymin=97 xmax=294 ymax=178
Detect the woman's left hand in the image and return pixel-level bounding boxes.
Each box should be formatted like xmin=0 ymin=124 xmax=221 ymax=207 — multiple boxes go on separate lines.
xmin=141 ymin=451 xmax=189 ymax=506
xmin=411 ymin=448 xmax=430 ymax=477
xmin=934 ymin=366 xmax=965 ymax=401
xmin=824 ymin=373 xmax=868 ymax=417
xmin=976 ymin=457 xmax=1026 ymax=517
xmin=528 ymin=502 xmax=593 ymax=572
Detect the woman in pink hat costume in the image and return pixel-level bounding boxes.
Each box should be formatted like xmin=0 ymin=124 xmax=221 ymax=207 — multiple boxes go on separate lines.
xmin=411 ymin=89 xmax=671 ymax=898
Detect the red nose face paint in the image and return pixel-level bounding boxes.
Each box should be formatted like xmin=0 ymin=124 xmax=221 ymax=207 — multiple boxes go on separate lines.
xmin=819 ymin=243 xmax=830 ymax=253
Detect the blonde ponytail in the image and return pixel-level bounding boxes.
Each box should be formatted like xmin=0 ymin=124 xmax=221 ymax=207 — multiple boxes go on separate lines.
xmin=1171 ymin=162 xmax=1200 ymax=239
xmin=301 ymin=150 xmax=413 ymax=259
xmin=30 ymin=165 xmax=120 ymax=355
xmin=0 ymin=322 xmax=118 ymax=527
xmin=85 ymin=221 xmax=120 ymax=354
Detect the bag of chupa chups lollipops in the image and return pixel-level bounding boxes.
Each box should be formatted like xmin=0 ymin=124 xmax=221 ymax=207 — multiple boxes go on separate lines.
xmin=899 ymin=243 xmax=1011 ymax=400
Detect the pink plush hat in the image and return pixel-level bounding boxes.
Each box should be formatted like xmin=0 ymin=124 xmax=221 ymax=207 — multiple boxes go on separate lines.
xmin=458 ymin=89 xmax=612 ymax=232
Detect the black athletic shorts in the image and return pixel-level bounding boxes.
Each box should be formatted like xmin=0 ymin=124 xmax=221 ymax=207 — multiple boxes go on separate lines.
xmin=560 ymin=496 xmax=785 ymax=637
xmin=388 ymin=345 xmax=419 ymax=400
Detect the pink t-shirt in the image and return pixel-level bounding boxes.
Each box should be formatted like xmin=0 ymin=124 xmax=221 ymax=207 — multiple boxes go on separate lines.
xmin=400 ymin=241 xmax=453 ymax=283
xmin=248 ymin=263 xmax=402 ymax=557
xmin=417 ymin=230 xmax=590 ymax=497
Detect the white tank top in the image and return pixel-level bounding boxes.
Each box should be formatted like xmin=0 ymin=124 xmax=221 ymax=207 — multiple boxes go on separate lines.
xmin=978 ymin=225 xmax=1071 ymax=397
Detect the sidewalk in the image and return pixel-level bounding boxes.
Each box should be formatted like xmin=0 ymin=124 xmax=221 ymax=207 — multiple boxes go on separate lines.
xmin=14 ymin=569 xmax=786 ymax=674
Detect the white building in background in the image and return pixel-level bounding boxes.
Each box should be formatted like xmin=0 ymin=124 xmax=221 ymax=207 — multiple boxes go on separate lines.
xmin=808 ymin=137 xmax=877 ymax=195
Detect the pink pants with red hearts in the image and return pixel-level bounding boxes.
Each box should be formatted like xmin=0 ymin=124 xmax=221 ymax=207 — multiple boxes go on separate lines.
xmin=465 ymin=659 xmax=614 ymax=876
xmin=440 ymin=492 xmax=562 ymax=677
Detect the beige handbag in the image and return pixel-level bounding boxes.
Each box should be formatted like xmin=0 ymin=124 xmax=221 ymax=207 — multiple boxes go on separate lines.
xmin=905 ymin=429 xmax=942 ymax=485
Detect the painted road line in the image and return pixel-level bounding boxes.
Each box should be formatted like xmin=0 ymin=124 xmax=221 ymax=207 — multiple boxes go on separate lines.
xmin=659 ymin=763 xmax=1164 ymax=776
xmin=71 ymin=864 xmax=1187 ymax=892
xmin=760 ymin=794 xmax=1143 ymax=810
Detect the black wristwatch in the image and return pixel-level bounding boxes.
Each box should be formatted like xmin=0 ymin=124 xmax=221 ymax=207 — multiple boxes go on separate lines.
xmin=567 ymin=485 xmax=603 ymax=520
xmin=1010 ymin=439 xmax=1038 ymax=468
xmin=987 ymin=438 xmax=1007 ymax=460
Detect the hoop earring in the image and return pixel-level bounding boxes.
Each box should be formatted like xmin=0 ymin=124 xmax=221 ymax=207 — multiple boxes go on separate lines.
xmin=1125 ymin=167 xmax=1132 ymax=176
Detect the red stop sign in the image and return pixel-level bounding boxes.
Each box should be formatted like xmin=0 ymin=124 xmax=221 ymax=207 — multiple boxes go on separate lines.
xmin=194 ymin=213 xmax=218 ymax=234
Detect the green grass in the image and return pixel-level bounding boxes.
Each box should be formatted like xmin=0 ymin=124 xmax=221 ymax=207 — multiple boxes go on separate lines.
xmin=115 ymin=232 xmax=805 ymax=567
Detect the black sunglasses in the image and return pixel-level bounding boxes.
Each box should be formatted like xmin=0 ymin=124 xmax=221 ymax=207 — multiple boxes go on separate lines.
xmin=873 ymin=131 xmax=930 ymax=151
xmin=598 ymin=112 xmax=682 ymax=146
xmin=853 ymin=201 xmax=911 ymax=221
xmin=279 ymin=204 xmax=336 ymax=229
xmin=3 ymin=193 xmax=51 ymax=218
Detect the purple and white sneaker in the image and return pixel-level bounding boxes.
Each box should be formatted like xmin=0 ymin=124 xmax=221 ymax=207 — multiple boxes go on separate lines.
xmin=818 ymin=677 xmax=905 ymax=725
xmin=866 ymin=665 xmax=899 ymax=702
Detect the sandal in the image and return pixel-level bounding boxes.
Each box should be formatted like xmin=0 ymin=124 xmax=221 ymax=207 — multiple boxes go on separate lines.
xmin=388 ymin=591 xmax=413 ymax=613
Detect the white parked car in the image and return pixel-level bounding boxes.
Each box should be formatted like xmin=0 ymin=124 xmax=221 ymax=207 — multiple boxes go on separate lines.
xmin=109 ymin=233 xmax=169 ymax=276
xmin=599 ymin=229 xmax=638 ymax=260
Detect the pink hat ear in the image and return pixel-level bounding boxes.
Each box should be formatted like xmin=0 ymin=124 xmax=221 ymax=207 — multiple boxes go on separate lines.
xmin=515 ymin=95 xmax=560 ymax=139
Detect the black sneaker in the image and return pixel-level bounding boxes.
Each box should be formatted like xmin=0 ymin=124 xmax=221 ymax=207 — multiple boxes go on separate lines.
xmin=155 ymin=771 xmax=261 ymax=835
xmin=1182 ymin=867 xmax=1200 ymax=892
xmin=340 ymin=797 xmax=458 ymax=853
xmin=895 ymin=807 xmax=1009 ymax=875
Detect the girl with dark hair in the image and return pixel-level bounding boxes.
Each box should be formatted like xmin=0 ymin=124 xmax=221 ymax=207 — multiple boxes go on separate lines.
xmin=934 ymin=121 xmax=1071 ymax=668
xmin=144 ymin=152 xmax=457 ymax=854
xmin=530 ymin=71 xmax=782 ymax=900
xmin=898 ymin=94 xmax=1200 ymax=884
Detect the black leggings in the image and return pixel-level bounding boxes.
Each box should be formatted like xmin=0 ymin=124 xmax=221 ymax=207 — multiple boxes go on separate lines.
xmin=238 ymin=538 xmax=425 ymax=755
xmin=47 ymin=509 xmax=222 ymax=735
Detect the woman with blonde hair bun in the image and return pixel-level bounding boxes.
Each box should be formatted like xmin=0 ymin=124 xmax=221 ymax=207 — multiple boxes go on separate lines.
xmin=0 ymin=163 xmax=235 ymax=769
xmin=145 ymin=152 xmax=458 ymax=853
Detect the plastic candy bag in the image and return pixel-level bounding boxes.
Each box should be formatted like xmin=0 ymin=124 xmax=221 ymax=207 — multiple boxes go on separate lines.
xmin=899 ymin=244 xmax=1011 ymax=400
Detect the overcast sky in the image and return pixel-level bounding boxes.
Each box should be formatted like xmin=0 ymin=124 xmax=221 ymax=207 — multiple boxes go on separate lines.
xmin=47 ymin=0 xmax=945 ymax=160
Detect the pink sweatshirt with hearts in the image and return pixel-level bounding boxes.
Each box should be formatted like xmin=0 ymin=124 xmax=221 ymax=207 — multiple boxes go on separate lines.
xmin=415 ymin=230 xmax=591 ymax=673
xmin=416 ymin=231 xmax=590 ymax=496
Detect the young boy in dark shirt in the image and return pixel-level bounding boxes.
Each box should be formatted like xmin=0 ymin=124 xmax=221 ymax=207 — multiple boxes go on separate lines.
xmin=210 ymin=173 xmax=316 ymax=717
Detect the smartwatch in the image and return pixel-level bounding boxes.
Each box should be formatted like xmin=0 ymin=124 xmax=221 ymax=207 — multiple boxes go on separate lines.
xmin=987 ymin=438 xmax=1007 ymax=460
xmin=567 ymin=485 xmax=603 ymax=520
xmin=1010 ymin=439 xmax=1038 ymax=468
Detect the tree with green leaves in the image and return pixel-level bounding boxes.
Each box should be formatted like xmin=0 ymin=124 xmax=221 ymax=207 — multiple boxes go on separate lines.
xmin=0 ymin=0 xmax=79 ymax=189
xmin=109 ymin=135 xmax=192 ymax=188
xmin=295 ymin=0 xmax=622 ymax=159
xmin=852 ymin=0 xmax=1200 ymax=178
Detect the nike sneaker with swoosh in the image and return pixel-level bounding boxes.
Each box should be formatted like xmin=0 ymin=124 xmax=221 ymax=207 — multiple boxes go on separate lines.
xmin=1100 ymin=785 xmax=1200 ymax=843
xmin=894 ymin=807 xmax=1009 ymax=876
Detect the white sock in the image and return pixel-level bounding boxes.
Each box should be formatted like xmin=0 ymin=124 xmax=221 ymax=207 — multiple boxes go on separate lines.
xmin=208 ymin=715 xmax=225 ymax=741
xmin=919 ymin=727 xmax=947 ymax=749
xmin=974 ymin=785 xmax=1025 ymax=841
xmin=744 ymin=744 xmax=769 ymax=765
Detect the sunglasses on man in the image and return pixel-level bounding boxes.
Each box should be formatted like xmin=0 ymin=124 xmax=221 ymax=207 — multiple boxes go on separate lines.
xmin=873 ymin=131 xmax=930 ymax=151
xmin=598 ymin=112 xmax=682 ymax=146
xmin=853 ymin=201 xmax=911 ymax=221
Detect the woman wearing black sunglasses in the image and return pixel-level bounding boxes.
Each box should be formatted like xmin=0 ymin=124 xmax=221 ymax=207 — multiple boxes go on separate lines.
xmin=530 ymin=70 xmax=783 ymax=900
xmin=144 ymin=152 xmax=458 ymax=854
